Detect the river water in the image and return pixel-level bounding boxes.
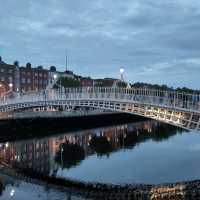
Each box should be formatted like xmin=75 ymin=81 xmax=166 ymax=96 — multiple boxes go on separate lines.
xmin=0 ymin=118 xmax=200 ymax=199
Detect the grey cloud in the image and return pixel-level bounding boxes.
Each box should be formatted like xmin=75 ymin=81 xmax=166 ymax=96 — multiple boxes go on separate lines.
xmin=0 ymin=0 xmax=200 ymax=89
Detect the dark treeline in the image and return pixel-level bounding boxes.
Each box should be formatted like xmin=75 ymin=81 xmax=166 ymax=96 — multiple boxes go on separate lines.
xmin=131 ymin=82 xmax=200 ymax=94
xmin=54 ymin=76 xmax=199 ymax=94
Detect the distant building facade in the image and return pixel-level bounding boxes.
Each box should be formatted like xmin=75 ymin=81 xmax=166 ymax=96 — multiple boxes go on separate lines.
xmin=0 ymin=56 xmax=122 ymax=96
xmin=0 ymin=57 xmax=77 ymax=95
xmin=0 ymin=57 xmax=16 ymax=95
xmin=80 ymin=77 xmax=93 ymax=87
xmin=93 ymin=78 xmax=118 ymax=87
xmin=19 ymin=64 xmax=48 ymax=92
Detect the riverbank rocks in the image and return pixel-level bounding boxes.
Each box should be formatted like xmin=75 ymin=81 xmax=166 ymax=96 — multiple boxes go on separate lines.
xmin=10 ymin=169 xmax=200 ymax=200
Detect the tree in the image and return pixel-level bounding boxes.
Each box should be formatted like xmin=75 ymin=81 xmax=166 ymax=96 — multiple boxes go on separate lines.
xmin=26 ymin=62 xmax=31 ymax=68
xmin=54 ymin=77 xmax=81 ymax=88
xmin=55 ymin=142 xmax=85 ymax=169
xmin=89 ymin=135 xmax=113 ymax=156
xmin=13 ymin=61 xmax=19 ymax=67
xmin=117 ymin=81 xmax=127 ymax=88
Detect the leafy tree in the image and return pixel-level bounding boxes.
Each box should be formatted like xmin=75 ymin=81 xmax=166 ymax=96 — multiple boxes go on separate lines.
xmin=117 ymin=81 xmax=127 ymax=88
xmin=55 ymin=142 xmax=85 ymax=169
xmin=26 ymin=62 xmax=31 ymax=68
xmin=54 ymin=77 xmax=81 ymax=88
xmin=176 ymin=87 xmax=195 ymax=94
xmin=13 ymin=61 xmax=19 ymax=67
xmin=89 ymin=135 xmax=113 ymax=156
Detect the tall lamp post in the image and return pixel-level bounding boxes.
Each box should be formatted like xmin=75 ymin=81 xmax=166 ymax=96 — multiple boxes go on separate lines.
xmin=53 ymin=74 xmax=62 ymax=88
xmin=53 ymin=74 xmax=58 ymax=85
xmin=9 ymin=83 xmax=13 ymax=98
xmin=9 ymin=83 xmax=13 ymax=90
xmin=0 ymin=84 xmax=3 ymax=98
xmin=120 ymin=67 xmax=125 ymax=82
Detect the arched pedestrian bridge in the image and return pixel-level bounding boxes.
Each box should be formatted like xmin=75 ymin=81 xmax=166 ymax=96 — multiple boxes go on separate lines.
xmin=0 ymin=87 xmax=200 ymax=131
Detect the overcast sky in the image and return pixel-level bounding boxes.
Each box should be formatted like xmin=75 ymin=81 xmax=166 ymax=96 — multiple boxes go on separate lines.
xmin=0 ymin=0 xmax=200 ymax=89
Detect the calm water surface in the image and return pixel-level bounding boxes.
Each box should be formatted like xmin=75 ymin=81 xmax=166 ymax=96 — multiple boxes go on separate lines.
xmin=0 ymin=119 xmax=200 ymax=199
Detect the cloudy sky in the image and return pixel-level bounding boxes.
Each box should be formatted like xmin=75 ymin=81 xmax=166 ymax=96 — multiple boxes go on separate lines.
xmin=0 ymin=0 xmax=200 ymax=89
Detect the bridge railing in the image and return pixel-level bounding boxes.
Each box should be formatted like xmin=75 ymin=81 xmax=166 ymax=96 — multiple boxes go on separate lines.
xmin=0 ymin=87 xmax=200 ymax=112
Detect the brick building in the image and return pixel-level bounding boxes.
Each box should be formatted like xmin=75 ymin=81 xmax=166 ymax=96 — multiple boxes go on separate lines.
xmin=0 ymin=57 xmax=49 ymax=94
xmin=0 ymin=56 xmax=16 ymax=96
xmin=19 ymin=64 xmax=48 ymax=92
xmin=93 ymin=78 xmax=118 ymax=87
xmin=80 ymin=77 xmax=94 ymax=87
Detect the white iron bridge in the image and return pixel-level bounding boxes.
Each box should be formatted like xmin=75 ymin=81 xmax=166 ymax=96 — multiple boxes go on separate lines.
xmin=0 ymin=87 xmax=200 ymax=131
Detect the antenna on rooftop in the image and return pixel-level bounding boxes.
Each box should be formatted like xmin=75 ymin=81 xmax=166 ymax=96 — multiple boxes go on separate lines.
xmin=65 ymin=49 xmax=68 ymax=71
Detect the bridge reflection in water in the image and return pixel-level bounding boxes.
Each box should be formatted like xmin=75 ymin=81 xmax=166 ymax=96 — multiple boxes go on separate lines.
xmin=1 ymin=119 xmax=200 ymax=199
xmin=0 ymin=120 xmax=181 ymax=180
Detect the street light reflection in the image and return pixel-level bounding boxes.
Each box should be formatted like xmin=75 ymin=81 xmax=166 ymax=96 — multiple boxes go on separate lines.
xmin=10 ymin=189 xmax=15 ymax=197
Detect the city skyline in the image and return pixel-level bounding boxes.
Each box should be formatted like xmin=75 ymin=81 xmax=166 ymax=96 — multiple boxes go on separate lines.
xmin=0 ymin=0 xmax=200 ymax=89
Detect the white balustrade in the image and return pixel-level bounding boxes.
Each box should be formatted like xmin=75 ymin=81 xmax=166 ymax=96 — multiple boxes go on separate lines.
xmin=0 ymin=87 xmax=199 ymax=113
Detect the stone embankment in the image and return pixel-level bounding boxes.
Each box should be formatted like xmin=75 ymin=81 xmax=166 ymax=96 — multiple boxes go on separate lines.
xmin=16 ymin=170 xmax=200 ymax=200
xmin=2 ymin=164 xmax=200 ymax=200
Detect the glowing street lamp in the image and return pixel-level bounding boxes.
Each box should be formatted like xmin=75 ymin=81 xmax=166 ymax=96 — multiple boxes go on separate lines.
xmin=10 ymin=189 xmax=15 ymax=197
xmin=53 ymin=74 xmax=57 ymax=80
xmin=120 ymin=67 xmax=124 ymax=74
xmin=120 ymin=67 xmax=125 ymax=81
xmin=5 ymin=142 xmax=9 ymax=148
xmin=9 ymin=83 xmax=13 ymax=89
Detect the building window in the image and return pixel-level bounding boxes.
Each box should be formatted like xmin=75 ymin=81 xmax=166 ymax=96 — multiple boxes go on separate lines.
xmin=0 ymin=68 xmax=4 ymax=73
xmin=27 ymin=78 xmax=31 ymax=84
xmin=22 ymin=78 xmax=26 ymax=84
xmin=0 ymin=77 xmax=5 ymax=81
xmin=35 ymin=73 xmax=38 ymax=77
xmin=9 ymin=69 xmax=13 ymax=73
xmin=8 ymin=76 xmax=13 ymax=82
xmin=43 ymin=80 xmax=47 ymax=85
xmin=39 ymin=73 xmax=42 ymax=77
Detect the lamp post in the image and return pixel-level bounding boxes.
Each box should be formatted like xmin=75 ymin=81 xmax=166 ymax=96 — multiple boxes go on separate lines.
xmin=120 ymin=67 xmax=124 ymax=82
xmin=0 ymin=84 xmax=2 ymax=98
xmin=9 ymin=83 xmax=13 ymax=91
xmin=53 ymin=74 xmax=62 ymax=91
xmin=9 ymin=83 xmax=13 ymax=99
xmin=53 ymin=74 xmax=57 ymax=81
xmin=53 ymin=74 xmax=58 ymax=88
xmin=60 ymin=144 xmax=64 ymax=175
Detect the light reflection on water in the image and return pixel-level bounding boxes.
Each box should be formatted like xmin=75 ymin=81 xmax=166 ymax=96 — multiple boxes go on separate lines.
xmin=0 ymin=119 xmax=200 ymax=199
xmin=0 ymin=178 xmax=86 ymax=200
